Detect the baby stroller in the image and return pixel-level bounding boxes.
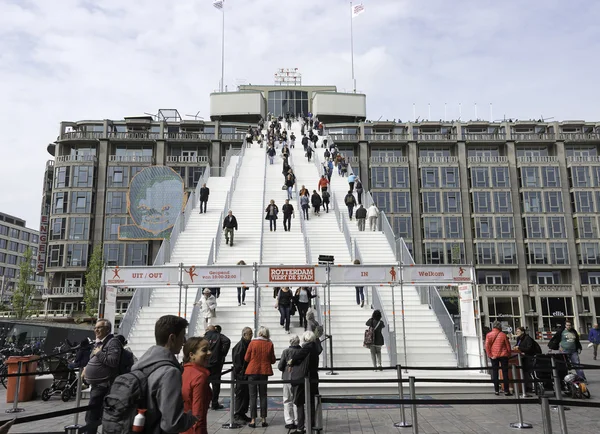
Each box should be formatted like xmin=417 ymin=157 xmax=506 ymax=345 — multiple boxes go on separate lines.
xmin=41 ymin=356 xmax=78 ymax=402
xmin=531 ymin=353 xmax=570 ymax=397
xmin=564 ymin=373 xmax=591 ymax=399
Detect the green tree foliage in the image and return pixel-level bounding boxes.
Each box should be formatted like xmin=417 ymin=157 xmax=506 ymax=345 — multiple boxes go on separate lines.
xmin=12 ymin=248 xmax=35 ymax=319
xmin=84 ymin=245 xmax=104 ymax=318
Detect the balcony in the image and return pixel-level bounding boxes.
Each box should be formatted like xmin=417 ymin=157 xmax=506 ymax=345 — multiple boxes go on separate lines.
xmin=418 ymin=156 xmax=459 ymax=165
xmin=468 ymin=156 xmax=508 ymax=164
xmin=55 ymin=155 xmax=98 ymax=164
xmin=559 ymin=133 xmax=600 ymax=142
xmin=29 ymin=310 xmax=74 ymax=319
xmin=463 ymin=133 xmax=507 ymax=141
xmin=512 ymin=133 xmax=556 ymax=141
xmin=365 ymin=134 xmax=409 ymax=142
xmin=59 ymin=132 xmax=104 ymax=141
xmin=528 ymin=284 xmax=574 ymax=293
xmin=107 ymin=132 xmax=160 ymax=141
xmin=517 ymin=156 xmax=559 ymax=164
xmin=220 ymin=133 xmax=246 ymax=141
xmin=42 ymin=286 xmax=84 ymax=299
xmin=479 ymin=284 xmax=522 ymax=293
xmin=347 ymin=156 xmax=359 ymax=165
xmin=108 ymin=155 xmax=154 ymax=163
xmin=417 ymin=134 xmax=457 ymax=142
xmin=166 ymin=132 xmax=213 ymax=141
xmin=567 ymin=155 xmax=600 ymax=165
xmin=166 ymin=156 xmax=209 ymax=164
xmin=370 ymin=156 xmax=409 ymax=165
xmin=329 ymin=134 xmax=359 ymax=142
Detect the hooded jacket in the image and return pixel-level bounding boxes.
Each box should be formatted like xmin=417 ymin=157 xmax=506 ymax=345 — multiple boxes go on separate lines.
xmin=131 ymin=345 xmax=196 ymax=434
xmin=589 ymin=327 xmax=600 ymax=344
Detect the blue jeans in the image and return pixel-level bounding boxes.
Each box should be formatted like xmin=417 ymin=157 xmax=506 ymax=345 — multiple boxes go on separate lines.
xmin=566 ymin=351 xmax=585 ymax=379
xmin=279 ymin=305 xmax=291 ymax=331
xmin=355 ymin=287 xmax=364 ymax=305
xmin=287 ymin=186 xmax=293 ymax=199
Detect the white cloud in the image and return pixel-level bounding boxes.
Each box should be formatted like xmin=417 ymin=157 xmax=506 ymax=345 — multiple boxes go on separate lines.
xmin=0 ymin=0 xmax=598 ymax=227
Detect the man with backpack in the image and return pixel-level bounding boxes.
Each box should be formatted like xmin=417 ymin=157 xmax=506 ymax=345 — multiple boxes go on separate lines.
xmin=83 ymin=319 xmax=132 ymax=434
xmin=344 ymin=190 xmax=357 ymax=220
xmin=102 ymin=315 xmax=199 ymax=434
xmin=204 ymin=325 xmax=231 ymax=410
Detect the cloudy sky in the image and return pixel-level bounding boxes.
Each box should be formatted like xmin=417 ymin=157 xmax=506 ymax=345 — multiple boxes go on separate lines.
xmin=0 ymin=0 xmax=598 ymax=228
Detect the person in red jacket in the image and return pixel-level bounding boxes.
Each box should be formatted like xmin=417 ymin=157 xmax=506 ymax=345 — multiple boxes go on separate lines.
xmin=485 ymin=321 xmax=513 ymax=396
xmin=244 ymin=326 xmax=276 ymax=428
xmin=181 ymin=337 xmax=212 ymax=434
xmin=317 ymin=175 xmax=329 ymax=193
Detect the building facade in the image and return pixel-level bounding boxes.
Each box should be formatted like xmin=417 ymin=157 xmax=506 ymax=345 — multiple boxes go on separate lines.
xmin=0 ymin=212 xmax=42 ymax=305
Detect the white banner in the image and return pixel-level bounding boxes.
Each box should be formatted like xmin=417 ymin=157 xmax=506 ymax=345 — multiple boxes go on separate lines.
xmin=328 ymin=265 xmax=399 ymax=284
xmin=459 ymin=284 xmax=477 ymax=337
xmin=104 ymin=286 xmax=117 ymax=326
xmin=181 ymin=266 xmax=254 ymax=286
xmin=105 ymin=266 xmax=180 ymax=286
xmin=402 ymin=265 xmax=473 ymax=284
xmin=257 ymin=266 xmax=318 ymax=285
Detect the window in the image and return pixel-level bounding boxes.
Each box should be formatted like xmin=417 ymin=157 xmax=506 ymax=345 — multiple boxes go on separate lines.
xmin=423 ymin=217 xmax=443 ymax=239
xmin=54 ymin=167 xmax=70 ymax=188
xmin=18 ymin=244 xmax=27 ymax=254
xmin=446 ymin=242 xmax=465 ymax=264
xmin=443 ymin=192 xmax=461 ymax=213
xmin=130 ymin=166 xmax=144 ymax=179
xmin=574 ymin=191 xmax=594 ymax=213
xmin=6 ymin=255 xmax=17 ymax=265
xmin=550 ymin=242 xmax=569 ymax=264
xmin=8 ymin=241 xmax=18 ymax=252
xmin=72 ymin=166 xmax=94 ymax=187
xmin=47 ymin=244 xmax=64 ymax=268
xmin=0 ymin=252 xmax=4 ymax=262
xmin=495 ymin=217 xmax=514 ymax=238
xmin=70 ymin=192 xmax=92 ymax=213
xmin=475 ymin=217 xmax=494 ymax=239
xmin=392 ymin=192 xmax=411 ymax=213
xmin=391 ymin=167 xmax=409 ymax=188
xmin=0 ymin=225 xmax=7 ymax=236
xmin=539 ymin=297 xmax=574 ymax=331
xmin=393 ymin=217 xmax=412 ymax=239
xmin=104 ymin=243 xmax=125 ymax=266
xmin=66 ymin=244 xmax=88 ymax=267
xmin=441 ymin=167 xmax=459 ymax=188
xmin=445 ymin=217 xmax=463 ymax=238
xmin=0 ymin=239 xmax=6 ymax=249
xmin=105 ymin=217 xmax=126 ymax=240
xmin=422 ymin=192 xmax=441 ymax=213
xmin=491 ymin=167 xmax=510 ymax=188
xmin=52 ymin=192 xmax=69 ymax=214
xmin=476 ymin=243 xmax=496 ymax=264
xmin=187 ymin=167 xmax=204 ymax=189
xmin=523 ymin=191 xmax=542 ymax=213
xmin=68 ymin=217 xmax=90 ymax=240
xmin=527 ymin=242 xmax=548 ymax=264
xmin=542 ymin=167 xmax=561 ymax=187
xmin=571 ymin=166 xmax=591 ymax=187
xmin=51 ymin=218 xmax=66 ymax=240
xmin=521 ymin=167 xmax=540 ymax=187
xmin=576 ymin=216 xmax=597 ymax=239
xmin=473 ymin=192 xmax=491 ymax=213
xmin=424 ymin=243 xmax=444 ymax=264
xmin=107 ymin=166 xmax=129 ymax=187
xmin=498 ymin=242 xmax=517 ymax=264
xmin=106 ymin=192 xmax=127 ymax=214
xmin=579 ymin=242 xmax=600 ymax=265
xmin=487 ymin=297 xmax=521 ymax=331
xmin=126 ymin=243 xmax=148 ymax=266
xmin=421 ymin=168 xmax=439 ymax=188
xmin=21 ymin=232 xmax=30 ymax=242
xmin=544 ymin=191 xmax=563 ymax=213
xmin=372 ymin=192 xmax=390 ymax=212
xmin=371 ymin=167 xmax=390 ymax=188
xmin=470 ymin=167 xmax=489 ymax=188
xmin=593 ymin=167 xmax=600 ymax=187
xmin=525 ymin=217 xmax=545 ymax=238
xmin=547 ymin=217 xmax=566 ymax=238
xmin=493 ymin=192 xmax=512 ymax=213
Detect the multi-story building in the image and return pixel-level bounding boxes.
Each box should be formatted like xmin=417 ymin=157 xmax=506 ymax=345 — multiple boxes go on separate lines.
xmin=41 ymin=81 xmax=600 ymax=335
xmin=0 ymin=212 xmax=42 ymax=304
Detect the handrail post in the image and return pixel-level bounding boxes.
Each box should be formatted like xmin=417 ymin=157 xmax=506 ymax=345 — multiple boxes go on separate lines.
xmin=314 ymin=395 xmax=323 ymax=433
xmin=540 ymin=397 xmax=553 ymax=434
xmin=393 ymin=365 xmax=411 ymax=428
xmin=222 ymin=370 xmax=242 ymax=429
xmin=509 ymin=365 xmax=532 ymax=429
xmin=551 ymin=357 xmax=569 ymax=434
xmin=517 ymin=354 xmax=530 ymax=398
xmin=325 ymin=335 xmax=337 ymax=376
xmin=304 ymin=376 xmax=312 ymax=434
xmin=6 ymin=361 xmax=25 ymax=413
xmin=409 ymin=376 xmax=418 ymax=434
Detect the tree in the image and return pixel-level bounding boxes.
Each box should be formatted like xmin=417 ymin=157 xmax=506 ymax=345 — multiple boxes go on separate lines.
xmin=84 ymin=245 xmax=104 ymax=318
xmin=12 ymin=248 xmax=35 ymax=319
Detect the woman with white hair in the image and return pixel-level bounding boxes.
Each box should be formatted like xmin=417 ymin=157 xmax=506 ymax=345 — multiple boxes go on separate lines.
xmin=194 ymin=288 xmax=217 ymax=329
xmin=244 ymin=326 xmax=276 ymax=428
xmin=277 ymin=335 xmax=303 ymax=430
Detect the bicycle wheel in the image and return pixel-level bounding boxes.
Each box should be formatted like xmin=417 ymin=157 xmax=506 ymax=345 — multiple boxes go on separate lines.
xmin=0 ymin=364 xmax=7 ymax=389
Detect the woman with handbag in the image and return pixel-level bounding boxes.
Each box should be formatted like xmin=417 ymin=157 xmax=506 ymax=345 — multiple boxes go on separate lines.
xmin=485 ymin=321 xmax=513 ymax=396
xmin=276 ymin=287 xmax=294 ymax=334
xmin=365 ymin=310 xmax=385 ymax=371
xmin=294 ymin=287 xmax=315 ymax=330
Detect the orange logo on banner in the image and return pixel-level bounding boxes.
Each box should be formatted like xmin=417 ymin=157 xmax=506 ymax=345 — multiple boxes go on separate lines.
xmin=185 ymin=266 xmax=198 ymax=283
xmin=389 ymin=266 xmax=397 ymax=281
xmin=459 ymin=266 xmax=465 ymax=276
xmin=112 ymin=266 xmax=121 ymax=279
xmin=269 ymin=267 xmax=314 ymax=282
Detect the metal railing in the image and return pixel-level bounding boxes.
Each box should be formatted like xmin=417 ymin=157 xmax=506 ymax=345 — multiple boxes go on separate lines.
xmin=341 ymin=215 xmax=352 ymax=254
xmin=424 ymin=286 xmax=462 ymax=367
xmin=290 ymin=151 xmax=311 ymax=265
xmin=417 ymin=134 xmax=457 ymax=141
xmin=59 ymin=131 xmax=104 ymax=141
xmin=380 ymin=211 xmax=397 ymax=260
xmin=331 ymin=191 xmax=342 ymax=231
xmin=55 ymin=155 xmax=98 ymax=163
xmin=108 ymin=155 xmax=154 ymax=163
xmin=479 ymin=284 xmax=522 ymax=292
xmin=166 ymin=132 xmax=213 ymax=141
xmin=329 ymin=134 xmax=359 ymax=141
xmin=259 ymin=151 xmax=267 ymax=264
xmin=372 ymin=286 xmax=397 ymax=366
xmin=369 ymin=156 xmax=408 ymax=164
xmin=467 ymin=156 xmax=508 ymax=164
xmin=220 ymin=133 xmax=246 ymax=141
xmin=222 ymin=145 xmax=234 ymax=176
xmin=418 ymin=156 xmax=459 ymax=164
xmin=166 ymin=155 xmax=209 ymax=163
xmin=107 ymin=132 xmax=161 ymax=140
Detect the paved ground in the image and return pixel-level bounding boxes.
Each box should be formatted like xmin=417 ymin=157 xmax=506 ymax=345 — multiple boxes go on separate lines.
xmin=0 ymin=348 xmax=599 ymax=434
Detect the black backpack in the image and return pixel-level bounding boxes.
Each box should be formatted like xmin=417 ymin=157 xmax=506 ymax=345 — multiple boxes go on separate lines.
xmin=102 ymin=361 xmax=177 ymax=434
xmin=345 ymin=194 xmax=354 ymax=205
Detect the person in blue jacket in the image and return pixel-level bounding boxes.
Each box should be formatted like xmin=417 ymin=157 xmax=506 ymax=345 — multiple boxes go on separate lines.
xmin=589 ymin=323 xmax=600 ymax=360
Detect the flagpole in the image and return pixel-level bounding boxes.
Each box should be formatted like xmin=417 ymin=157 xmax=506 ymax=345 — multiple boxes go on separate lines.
xmin=220 ymin=2 xmax=225 ymax=92
xmin=350 ymin=1 xmax=356 ymax=93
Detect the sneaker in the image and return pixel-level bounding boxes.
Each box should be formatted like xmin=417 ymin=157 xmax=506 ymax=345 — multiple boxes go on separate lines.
xmin=504 ymin=392 xmax=513 ymax=397
xmin=242 ymin=302 xmax=246 ymax=305
xmin=285 ymin=424 xmax=297 ymax=429
xmin=212 ymin=403 xmax=224 ymax=410
xmin=238 ymin=303 xmax=241 ymax=306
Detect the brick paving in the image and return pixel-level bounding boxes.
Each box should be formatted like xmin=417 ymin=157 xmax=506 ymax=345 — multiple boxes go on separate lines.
xmin=0 ymin=349 xmax=598 ymax=433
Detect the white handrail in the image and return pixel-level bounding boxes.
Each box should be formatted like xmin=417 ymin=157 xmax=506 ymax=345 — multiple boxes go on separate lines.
xmin=259 ymin=151 xmax=267 ymax=264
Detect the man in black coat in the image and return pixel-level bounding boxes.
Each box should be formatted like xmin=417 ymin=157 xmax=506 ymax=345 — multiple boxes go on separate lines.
xmin=282 ymin=199 xmax=295 ymax=232
xmin=344 ymin=190 xmax=357 ymax=220
xmin=355 ymin=204 xmax=367 ymax=231
xmin=204 ymin=325 xmax=231 ymax=410
xmin=232 ymin=327 xmax=253 ymax=423
xmin=301 ymin=135 xmax=309 ymax=151
xmin=223 ymin=210 xmax=238 ymax=246
xmin=199 ymin=183 xmax=210 ymax=214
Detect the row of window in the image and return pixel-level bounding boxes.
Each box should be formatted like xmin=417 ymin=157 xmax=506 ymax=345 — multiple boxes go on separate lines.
xmin=104 ymin=243 xmax=148 ymax=266
xmin=55 ymin=166 xmax=95 ymax=188
xmin=53 ymin=192 xmax=93 ymax=214
xmin=475 ymin=242 xmax=519 ymax=265
xmin=50 ymin=218 xmax=90 ymax=241
xmin=0 ymin=238 xmax=37 ymax=254
xmin=570 ymin=166 xmax=600 ymax=188
xmin=46 ymin=242 xmax=149 ymax=268
xmin=0 ymin=226 xmax=37 ymax=243
xmin=423 ymin=217 xmax=464 ymax=239
xmin=0 ymin=252 xmax=36 ymax=267
xmin=423 ymin=242 xmax=465 ymax=264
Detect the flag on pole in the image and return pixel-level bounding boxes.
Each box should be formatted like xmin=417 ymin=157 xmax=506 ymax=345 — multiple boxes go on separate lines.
xmin=213 ymin=0 xmax=224 ymax=10
xmin=352 ymin=3 xmax=365 ymax=18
